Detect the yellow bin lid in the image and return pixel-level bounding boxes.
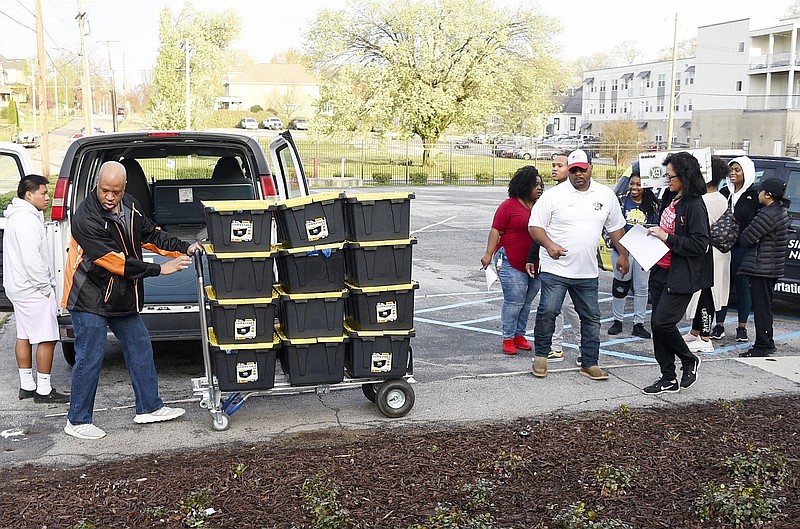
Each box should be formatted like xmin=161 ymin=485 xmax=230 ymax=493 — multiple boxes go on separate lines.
xmin=344 ymin=192 xmax=415 ymax=202
xmin=343 ymin=323 xmax=415 ymax=338
xmin=277 ymin=241 xmax=345 ymax=255
xmin=346 ymin=237 xmax=417 ymax=249
xmin=275 ymin=327 xmax=347 ymax=345
xmin=202 ymin=199 xmax=277 ymax=212
xmin=208 ymin=328 xmax=280 ymax=349
xmin=205 ymin=286 xmax=278 ymax=304
xmin=203 ymin=243 xmax=277 ymax=258
xmin=274 ymin=285 xmax=348 ymax=300
xmin=276 ymin=191 xmax=344 ymax=210
xmin=345 ymin=280 xmax=418 ymax=294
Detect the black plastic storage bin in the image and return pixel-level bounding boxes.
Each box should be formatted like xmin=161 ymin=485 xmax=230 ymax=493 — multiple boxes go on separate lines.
xmin=345 ymin=325 xmax=414 ymax=379
xmin=203 ymin=199 xmax=276 ymax=252
xmin=345 ymin=238 xmax=416 ymax=287
xmin=343 ymin=192 xmax=415 ymax=242
xmin=204 ymin=244 xmax=276 ymax=300
xmin=276 ymin=286 xmax=347 ymax=339
xmin=276 ymin=241 xmax=345 ymax=294
xmin=276 ymin=329 xmax=347 ymax=386
xmin=208 ymin=328 xmax=278 ymax=391
xmin=345 ymin=281 xmax=418 ymax=331
xmin=275 ymin=191 xmax=346 ymax=248
xmin=206 ymin=286 xmax=278 ymax=346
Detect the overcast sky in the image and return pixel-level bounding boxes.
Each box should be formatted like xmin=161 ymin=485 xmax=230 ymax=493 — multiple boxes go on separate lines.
xmin=0 ymin=0 xmax=791 ymax=86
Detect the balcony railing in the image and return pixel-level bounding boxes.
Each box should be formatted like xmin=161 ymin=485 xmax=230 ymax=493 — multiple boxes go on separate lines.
xmin=749 ymin=52 xmax=800 ymax=71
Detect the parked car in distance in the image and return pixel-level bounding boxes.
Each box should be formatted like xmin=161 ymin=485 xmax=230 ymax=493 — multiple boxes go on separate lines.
xmin=260 ymin=117 xmax=284 ymax=130
xmin=237 ymin=117 xmax=258 ymax=130
xmin=12 ymin=130 xmax=40 ymax=148
xmin=288 ymin=118 xmax=309 ymax=130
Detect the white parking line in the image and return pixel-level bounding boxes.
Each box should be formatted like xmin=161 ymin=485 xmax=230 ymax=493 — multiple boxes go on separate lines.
xmin=411 ymin=215 xmax=457 ymax=234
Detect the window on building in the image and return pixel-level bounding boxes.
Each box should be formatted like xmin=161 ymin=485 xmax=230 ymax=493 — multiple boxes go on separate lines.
xmin=658 ymin=74 xmax=666 ymax=88
xmin=622 ymin=79 xmax=629 ymax=90
xmin=657 ymin=98 xmax=664 ymax=112
xmin=623 ymin=102 xmax=629 ymax=114
xmin=570 ymin=116 xmax=576 ymax=131
xmin=599 ymin=80 xmax=606 ymax=92
xmin=646 ymin=77 xmax=653 ymax=89
xmin=645 ymin=101 xmax=651 ymax=113
xmin=738 ymin=42 xmax=745 ymax=53
xmin=599 ymin=102 xmax=605 ymax=114
xmin=553 ymin=117 xmax=560 ymax=130
xmin=655 ymin=131 xmax=663 ymax=142
xmin=686 ymin=75 xmax=694 ymax=85
xmin=611 ymin=102 xmax=617 ymax=114
xmin=675 ymin=78 xmax=681 ymax=90
xmin=736 ymin=80 xmax=743 ymax=92
xmin=612 ymin=79 xmax=618 ymax=91
xmin=687 ymin=98 xmax=693 ymax=111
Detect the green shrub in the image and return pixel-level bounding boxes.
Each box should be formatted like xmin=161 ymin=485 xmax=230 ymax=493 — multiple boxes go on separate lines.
xmin=409 ymin=172 xmax=428 ymax=185
xmin=593 ymin=463 xmax=637 ymax=496
xmin=475 ymin=173 xmax=492 ymax=185
xmin=441 ymin=171 xmax=459 ymax=183
xmin=175 ymin=167 xmax=212 ymax=179
xmin=696 ymin=483 xmax=784 ymax=528
xmin=372 ymin=172 xmax=392 ymax=184
xmin=551 ymin=502 xmax=632 ymax=529
xmin=250 ymin=105 xmax=263 ymax=113
xmin=410 ymin=505 xmax=495 ymax=529
xmin=300 ymin=473 xmax=355 ymax=528
xmin=725 ymin=447 xmax=789 ymax=487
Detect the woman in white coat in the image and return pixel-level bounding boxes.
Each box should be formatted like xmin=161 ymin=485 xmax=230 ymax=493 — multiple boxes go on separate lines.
xmin=684 ymin=156 xmax=731 ymax=352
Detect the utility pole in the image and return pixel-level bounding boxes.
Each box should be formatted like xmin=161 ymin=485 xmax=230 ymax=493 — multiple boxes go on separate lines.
xmin=185 ymin=38 xmax=191 ymax=130
xmin=99 ymin=40 xmax=119 ymax=131
xmin=667 ymin=12 xmax=678 ymax=151
xmin=54 ymin=64 xmax=59 ymax=123
xmin=77 ymin=0 xmax=94 ymax=133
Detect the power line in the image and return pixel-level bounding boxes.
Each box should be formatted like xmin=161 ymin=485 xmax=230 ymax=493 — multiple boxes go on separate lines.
xmin=0 ymin=9 xmax=35 ymax=31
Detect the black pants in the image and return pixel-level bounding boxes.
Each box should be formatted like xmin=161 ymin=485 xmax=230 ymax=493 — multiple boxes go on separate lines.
xmin=747 ymin=275 xmax=777 ymax=352
xmin=691 ymin=288 xmax=715 ymax=337
xmin=649 ymin=266 xmax=696 ymax=380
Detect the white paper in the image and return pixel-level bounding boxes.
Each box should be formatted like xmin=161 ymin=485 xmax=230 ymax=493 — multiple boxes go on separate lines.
xmin=618 ymin=224 xmax=669 ymax=271
xmin=484 ymin=266 xmax=498 ymax=292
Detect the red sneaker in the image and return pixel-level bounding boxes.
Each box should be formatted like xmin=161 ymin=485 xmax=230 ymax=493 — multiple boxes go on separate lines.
xmin=503 ymin=339 xmax=518 ymax=355
xmin=513 ymin=336 xmax=532 ymax=350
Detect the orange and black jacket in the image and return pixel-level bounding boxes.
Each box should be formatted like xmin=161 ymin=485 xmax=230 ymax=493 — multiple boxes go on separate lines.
xmin=62 ymin=191 xmax=190 ymax=316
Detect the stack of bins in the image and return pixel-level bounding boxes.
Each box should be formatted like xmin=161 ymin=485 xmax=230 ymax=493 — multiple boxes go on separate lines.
xmin=202 ymin=200 xmax=279 ymax=391
xmin=274 ymin=192 xmax=348 ymax=386
xmin=342 ymin=192 xmax=416 ymax=379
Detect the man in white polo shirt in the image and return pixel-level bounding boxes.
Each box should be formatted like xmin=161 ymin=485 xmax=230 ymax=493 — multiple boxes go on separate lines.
xmin=528 ymin=149 xmax=630 ymax=380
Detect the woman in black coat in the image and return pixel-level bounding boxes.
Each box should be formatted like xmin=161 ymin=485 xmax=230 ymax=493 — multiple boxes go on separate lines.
xmin=643 ymin=152 xmax=712 ymax=395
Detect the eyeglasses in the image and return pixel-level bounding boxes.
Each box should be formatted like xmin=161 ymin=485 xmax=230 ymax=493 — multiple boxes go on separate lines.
xmin=569 ymin=167 xmax=588 ymax=174
xmin=666 ymin=173 xmax=680 ymax=180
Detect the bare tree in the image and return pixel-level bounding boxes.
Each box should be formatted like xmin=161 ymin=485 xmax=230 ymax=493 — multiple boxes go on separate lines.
xmin=611 ymin=41 xmax=643 ymax=66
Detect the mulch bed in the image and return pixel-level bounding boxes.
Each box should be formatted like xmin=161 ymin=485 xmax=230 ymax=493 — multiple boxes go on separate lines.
xmin=1 ymin=395 xmax=798 ymax=529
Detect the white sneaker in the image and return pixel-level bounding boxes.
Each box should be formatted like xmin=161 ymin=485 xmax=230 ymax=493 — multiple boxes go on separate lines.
xmin=134 ymin=406 xmax=185 ymax=424
xmin=64 ymin=421 xmax=106 ymax=440
xmin=687 ymin=338 xmax=714 ymax=353
xmin=683 ymin=332 xmax=700 ymax=344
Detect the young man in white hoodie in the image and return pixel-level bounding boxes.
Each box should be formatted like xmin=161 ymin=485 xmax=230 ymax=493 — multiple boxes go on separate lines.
xmin=3 ymin=175 xmax=69 ymax=403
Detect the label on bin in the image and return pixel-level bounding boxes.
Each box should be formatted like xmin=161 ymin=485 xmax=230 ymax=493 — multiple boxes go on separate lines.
xmin=305 ymin=217 xmax=329 ymax=242
xmin=234 ymin=318 xmax=256 ymax=340
xmin=236 ymin=361 xmax=258 ymax=383
xmin=376 ymin=301 xmax=397 ymax=323
xmin=371 ymin=352 xmax=392 ymax=373
xmin=230 ymin=220 xmax=253 ymax=242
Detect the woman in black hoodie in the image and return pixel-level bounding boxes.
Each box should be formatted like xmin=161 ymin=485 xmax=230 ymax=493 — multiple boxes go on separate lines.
xmin=643 ymin=152 xmax=713 ymax=395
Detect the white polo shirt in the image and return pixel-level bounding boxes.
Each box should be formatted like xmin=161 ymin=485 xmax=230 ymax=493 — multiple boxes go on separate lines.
xmin=529 ymin=179 xmax=625 ymax=279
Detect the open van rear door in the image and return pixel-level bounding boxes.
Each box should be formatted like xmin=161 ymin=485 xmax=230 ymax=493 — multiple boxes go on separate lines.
xmin=268 ymin=132 xmax=310 ymax=200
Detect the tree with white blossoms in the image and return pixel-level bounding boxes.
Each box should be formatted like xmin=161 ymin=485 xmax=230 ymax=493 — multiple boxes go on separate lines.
xmin=149 ymin=5 xmax=240 ymax=130
xmin=306 ymin=0 xmax=561 ymax=167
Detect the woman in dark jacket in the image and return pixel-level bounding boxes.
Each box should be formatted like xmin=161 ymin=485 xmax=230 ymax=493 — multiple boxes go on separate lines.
xmin=712 ymin=156 xmax=761 ymax=342
xmin=738 ymin=178 xmax=790 ymax=357
xmin=643 ymin=152 xmax=712 ymax=395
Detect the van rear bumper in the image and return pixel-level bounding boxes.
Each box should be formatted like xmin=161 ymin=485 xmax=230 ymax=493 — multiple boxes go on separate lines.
xmin=58 ymin=306 xmax=202 ymax=343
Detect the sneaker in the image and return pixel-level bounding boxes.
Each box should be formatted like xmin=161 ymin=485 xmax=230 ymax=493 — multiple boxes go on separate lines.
xmin=502 ymin=339 xmax=517 ymax=355
xmin=687 ymin=338 xmax=714 ymax=353
xmin=642 ymin=378 xmax=680 ymax=395
xmin=683 ymin=332 xmax=700 ymax=344
xmin=739 ymin=348 xmax=771 ymax=358
xmin=632 ymin=323 xmax=651 ymax=339
xmin=133 ymin=406 xmax=186 ymax=424
xmin=513 ymin=335 xmax=532 ymax=351
xmin=64 ymin=421 xmax=106 ymax=440
xmin=19 ymin=388 xmax=36 ymax=400
xmin=531 ymin=356 xmax=548 ymax=378
xmin=547 ymin=350 xmax=564 ymax=362
xmin=710 ymin=325 xmax=725 ymax=340
xmin=736 ymin=327 xmax=748 ymax=342
xmin=607 ymin=320 xmax=623 ymax=335
xmin=579 ymin=366 xmax=609 ymax=380
xmin=575 ymin=355 xmax=583 ymax=367
xmin=33 ymin=389 xmax=70 ymax=404
xmin=680 ymin=354 xmax=701 ymax=389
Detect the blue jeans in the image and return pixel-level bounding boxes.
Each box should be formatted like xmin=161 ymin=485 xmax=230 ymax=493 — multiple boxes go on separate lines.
xmin=495 ymin=248 xmax=541 ymax=339
xmin=611 ymin=249 xmax=649 ymax=324
xmin=68 ymin=311 xmax=163 ymax=425
xmin=534 ymin=272 xmax=601 ymax=367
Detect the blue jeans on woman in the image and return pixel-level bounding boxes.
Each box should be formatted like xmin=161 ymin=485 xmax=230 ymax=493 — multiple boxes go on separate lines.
xmin=611 ymin=249 xmax=650 ymax=324
xmin=534 ymin=272 xmax=602 ymax=367
xmin=495 ymin=248 xmax=541 ymax=340
xmin=715 ymin=245 xmax=752 ymax=325
xmin=68 ymin=311 xmax=164 ymax=425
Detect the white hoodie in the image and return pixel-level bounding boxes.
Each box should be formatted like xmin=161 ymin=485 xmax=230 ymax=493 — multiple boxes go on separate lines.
xmin=2 ymin=197 xmax=55 ymax=301
xmin=726 ymin=156 xmax=756 ymax=208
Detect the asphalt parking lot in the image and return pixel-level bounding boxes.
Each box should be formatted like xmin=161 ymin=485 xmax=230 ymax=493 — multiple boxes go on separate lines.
xmin=1 ymin=184 xmax=799 ymax=468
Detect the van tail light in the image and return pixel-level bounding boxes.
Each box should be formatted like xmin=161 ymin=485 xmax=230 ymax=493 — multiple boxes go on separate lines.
xmin=259 ymin=174 xmax=277 ymax=198
xmin=50 ymin=177 xmax=69 ymax=221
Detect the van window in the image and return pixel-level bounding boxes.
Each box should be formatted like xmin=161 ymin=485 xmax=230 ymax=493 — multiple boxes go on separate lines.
xmin=786 ymin=170 xmax=800 ymax=216
xmin=276 ymin=144 xmax=305 ymax=199
xmin=0 ymin=152 xmax=25 ymax=182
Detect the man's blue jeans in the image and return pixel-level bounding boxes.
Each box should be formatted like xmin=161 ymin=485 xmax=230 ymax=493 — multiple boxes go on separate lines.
xmin=495 ymin=248 xmax=541 ymax=339
xmin=534 ymin=272 xmax=601 ymax=367
xmin=68 ymin=311 xmax=163 ymax=425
